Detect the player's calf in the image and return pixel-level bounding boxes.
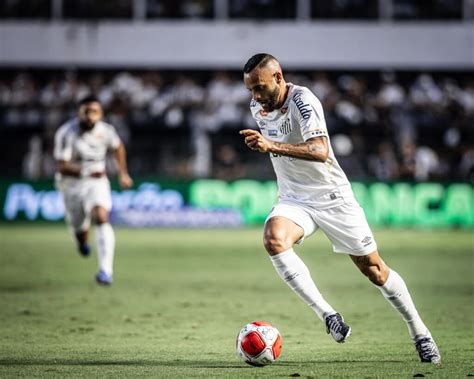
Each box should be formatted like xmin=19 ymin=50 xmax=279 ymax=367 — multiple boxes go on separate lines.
xmin=350 ymin=252 xmax=389 ymax=286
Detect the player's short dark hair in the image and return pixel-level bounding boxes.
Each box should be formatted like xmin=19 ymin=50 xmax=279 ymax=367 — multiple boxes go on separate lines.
xmin=243 ymin=53 xmax=278 ymax=74
xmin=78 ymin=95 xmax=101 ymax=107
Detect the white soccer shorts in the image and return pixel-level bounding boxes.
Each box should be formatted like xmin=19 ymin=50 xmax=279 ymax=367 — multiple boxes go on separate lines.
xmin=265 ymin=198 xmax=377 ymax=256
xmin=59 ymin=177 xmax=112 ymax=232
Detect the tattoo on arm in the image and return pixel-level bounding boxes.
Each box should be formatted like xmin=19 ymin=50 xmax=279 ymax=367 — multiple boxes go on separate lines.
xmin=270 ymin=137 xmax=328 ymax=162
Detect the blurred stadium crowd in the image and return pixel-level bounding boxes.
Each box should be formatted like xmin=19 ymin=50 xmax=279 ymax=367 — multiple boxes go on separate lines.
xmin=1 ymin=0 xmax=472 ymax=183
xmin=1 ymin=69 xmax=473 ymax=182
xmin=0 ymin=0 xmax=466 ymax=20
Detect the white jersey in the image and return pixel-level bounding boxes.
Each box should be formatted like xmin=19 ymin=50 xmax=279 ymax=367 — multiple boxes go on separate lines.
xmin=54 ymin=118 xmax=121 ymax=183
xmin=251 ymin=83 xmax=353 ymax=208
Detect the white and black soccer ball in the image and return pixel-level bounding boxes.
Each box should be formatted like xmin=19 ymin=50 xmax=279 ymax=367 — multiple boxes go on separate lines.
xmin=236 ymin=321 xmax=282 ymax=367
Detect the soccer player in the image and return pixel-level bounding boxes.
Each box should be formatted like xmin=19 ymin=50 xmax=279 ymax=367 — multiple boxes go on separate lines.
xmin=54 ymin=95 xmax=133 ymax=285
xmin=240 ymin=53 xmax=441 ymax=364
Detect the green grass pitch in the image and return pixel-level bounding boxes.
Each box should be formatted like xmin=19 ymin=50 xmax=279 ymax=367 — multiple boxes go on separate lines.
xmin=0 ymin=225 xmax=472 ymax=377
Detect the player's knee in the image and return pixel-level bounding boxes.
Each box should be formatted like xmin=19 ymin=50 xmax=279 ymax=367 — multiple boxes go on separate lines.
xmin=263 ymin=229 xmax=292 ymax=255
xmin=364 ymin=266 xmax=389 ymax=286
xmin=91 ymin=207 xmax=109 ymax=224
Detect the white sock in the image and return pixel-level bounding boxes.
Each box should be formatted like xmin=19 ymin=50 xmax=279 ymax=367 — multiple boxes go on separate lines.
xmin=270 ymin=248 xmax=336 ymax=321
xmin=377 ymin=269 xmax=429 ymax=341
xmin=95 ymin=223 xmax=115 ymax=276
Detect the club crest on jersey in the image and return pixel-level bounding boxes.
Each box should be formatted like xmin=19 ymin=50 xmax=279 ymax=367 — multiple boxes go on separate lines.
xmin=279 ymin=119 xmax=292 ymax=135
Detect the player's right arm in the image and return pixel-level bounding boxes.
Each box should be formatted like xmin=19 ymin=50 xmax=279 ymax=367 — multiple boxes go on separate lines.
xmin=240 ymin=129 xmax=329 ymax=162
xmin=54 ymin=125 xmax=78 ymax=177
xmin=243 ymin=88 xmax=329 ymax=162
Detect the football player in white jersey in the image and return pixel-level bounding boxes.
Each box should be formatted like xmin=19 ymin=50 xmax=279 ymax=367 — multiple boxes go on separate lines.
xmin=240 ymin=53 xmax=440 ymax=364
xmin=54 ymin=96 xmax=133 ymax=285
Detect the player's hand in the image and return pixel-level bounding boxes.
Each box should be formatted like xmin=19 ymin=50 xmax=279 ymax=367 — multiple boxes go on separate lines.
xmin=119 ymin=173 xmax=133 ymax=189
xmin=239 ymin=129 xmax=273 ymax=153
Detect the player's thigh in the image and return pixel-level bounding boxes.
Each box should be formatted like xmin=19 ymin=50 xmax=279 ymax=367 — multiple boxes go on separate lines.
xmin=84 ymin=178 xmax=112 ymax=214
xmin=316 ymin=200 xmax=377 ymax=256
xmin=61 ymin=190 xmax=89 ymax=232
xmin=264 ymin=202 xmax=317 ymax=254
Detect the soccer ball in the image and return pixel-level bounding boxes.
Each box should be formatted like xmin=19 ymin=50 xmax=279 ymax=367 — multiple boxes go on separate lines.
xmin=236 ymin=321 xmax=282 ymax=366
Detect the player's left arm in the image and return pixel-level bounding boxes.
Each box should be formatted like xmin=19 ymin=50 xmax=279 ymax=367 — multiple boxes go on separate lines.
xmin=240 ymin=129 xmax=328 ymax=162
xmin=112 ymin=143 xmax=133 ymax=189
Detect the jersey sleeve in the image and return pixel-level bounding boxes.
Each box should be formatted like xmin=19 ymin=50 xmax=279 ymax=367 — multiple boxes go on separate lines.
xmin=291 ymin=89 xmax=328 ymax=141
xmin=53 ymin=126 xmax=72 ymax=161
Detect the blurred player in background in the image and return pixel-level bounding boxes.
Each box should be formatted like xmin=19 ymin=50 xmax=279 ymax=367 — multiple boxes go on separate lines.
xmin=240 ymin=53 xmax=441 ymax=364
xmin=54 ymin=96 xmax=133 ymax=285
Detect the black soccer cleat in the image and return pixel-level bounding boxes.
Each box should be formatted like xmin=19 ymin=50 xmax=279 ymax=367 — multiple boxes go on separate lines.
xmin=78 ymin=242 xmax=90 ymax=257
xmin=415 ymin=336 xmax=441 ymax=364
xmin=325 ymin=313 xmax=351 ymax=343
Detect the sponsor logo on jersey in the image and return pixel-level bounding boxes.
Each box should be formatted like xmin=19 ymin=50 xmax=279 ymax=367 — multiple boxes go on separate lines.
xmin=329 ymin=193 xmax=337 ymax=200
xmin=293 ymin=92 xmax=312 ymax=120
xmin=258 ymin=120 xmax=266 ymax=129
xmin=279 ymin=119 xmax=292 ymax=135
xmin=268 ymin=129 xmax=278 ymax=137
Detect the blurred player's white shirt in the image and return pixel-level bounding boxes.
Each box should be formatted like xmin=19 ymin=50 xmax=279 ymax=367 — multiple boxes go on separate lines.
xmin=251 ymin=83 xmax=353 ymax=208
xmin=54 ymin=118 xmax=120 ymax=184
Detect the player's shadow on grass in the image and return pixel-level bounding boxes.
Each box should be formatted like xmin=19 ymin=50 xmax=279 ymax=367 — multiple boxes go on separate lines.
xmin=0 ymin=358 xmax=244 ymax=369
xmin=302 ymin=360 xmax=405 ymax=364
xmin=0 ymin=358 xmax=404 ymax=368
xmin=0 ymin=285 xmax=36 ymax=293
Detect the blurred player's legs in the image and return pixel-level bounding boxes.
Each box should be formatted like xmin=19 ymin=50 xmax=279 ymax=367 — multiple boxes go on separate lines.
xmin=91 ymin=205 xmax=115 ymax=285
xmin=75 ymin=229 xmax=90 ymax=257
xmin=87 ymin=179 xmax=115 ymax=285
xmin=60 ymin=177 xmax=115 ymax=285
xmin=63 ymin=190 xmax=92 ymax=257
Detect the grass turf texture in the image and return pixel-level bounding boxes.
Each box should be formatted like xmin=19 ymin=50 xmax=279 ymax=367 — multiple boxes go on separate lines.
xmin=0 ymin=225 xmax=472 ymax=378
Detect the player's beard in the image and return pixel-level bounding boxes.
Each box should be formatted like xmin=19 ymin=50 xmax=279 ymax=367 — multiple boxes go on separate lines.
xmin=263 ymin=86 xmax=281 ymax=112
xmin=79 ymin=121 xmax=95 ymax=131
